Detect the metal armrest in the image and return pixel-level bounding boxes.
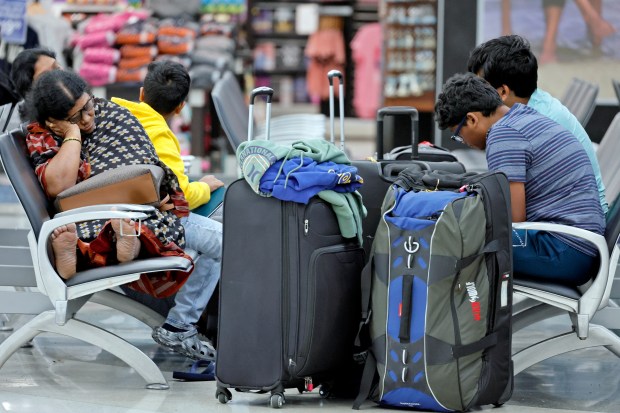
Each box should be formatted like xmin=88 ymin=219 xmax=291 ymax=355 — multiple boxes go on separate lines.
xmin=35 ymin=208 xmax=168 ymax=302
xmin=53 ymin=204 xmax=156 ymax=219
xmin=512 ymin=222 xmax=611 ymax=313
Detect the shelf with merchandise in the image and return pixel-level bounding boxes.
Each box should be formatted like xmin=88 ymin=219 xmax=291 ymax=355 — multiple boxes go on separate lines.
xmin=246 ymin=0 xmax=354 ymax=109
xmin=51 ymin=1 xmax=124 ymax=18
xmin=254 ymin=68 xmax=307 ymax=76
xmin=251 ymin=32 xmax=309 ymax=40
xmin=381 ymin=0 xmax=437 ymax=109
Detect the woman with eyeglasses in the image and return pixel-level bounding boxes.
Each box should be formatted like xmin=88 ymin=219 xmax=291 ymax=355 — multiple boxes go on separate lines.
xmin=23 ymin=69 xmax=191 ymax=296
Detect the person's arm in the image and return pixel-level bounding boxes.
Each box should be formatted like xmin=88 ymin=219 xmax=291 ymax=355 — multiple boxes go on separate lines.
xmin=485 ymin=124 xmax=530 ymax=222
xmin=199 ymin=175 xmax=224 ymax=192
xmin=509 ymin=181 xmax=526 ymax=222
xmin=38 ymin=121 xmax=82 ymax=197
xmin=154 ymin=131 xmax=213 ymax=209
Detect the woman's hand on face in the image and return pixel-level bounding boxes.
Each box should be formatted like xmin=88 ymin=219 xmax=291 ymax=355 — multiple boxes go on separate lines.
xmin=46 ymin=119 xmax=81 ymax=141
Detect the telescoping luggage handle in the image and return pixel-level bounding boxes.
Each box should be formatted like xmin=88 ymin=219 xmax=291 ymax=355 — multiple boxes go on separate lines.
xmin=248 ymin=86 xmax=274 ymax=142
xmin=377 ymin=106 xmax=419 ymax=161
xmin=327 ymin=69 xmax=345 ymax=150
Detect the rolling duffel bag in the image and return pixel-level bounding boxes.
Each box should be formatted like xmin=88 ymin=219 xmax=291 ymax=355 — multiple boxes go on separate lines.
xmin=353 ymin=169 xmax=514 ymax=412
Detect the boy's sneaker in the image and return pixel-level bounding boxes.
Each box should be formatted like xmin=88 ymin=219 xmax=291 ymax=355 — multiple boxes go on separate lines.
xmin=152 ymin=326 xmax=216 ymax=361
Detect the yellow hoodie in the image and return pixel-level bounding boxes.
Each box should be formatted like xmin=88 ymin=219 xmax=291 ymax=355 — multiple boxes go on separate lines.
xmin=112 ymin=97 xmax=211 ymax=209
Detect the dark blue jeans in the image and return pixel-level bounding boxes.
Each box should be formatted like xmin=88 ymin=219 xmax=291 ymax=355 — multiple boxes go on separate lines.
xmin=512 ymin=229 xmax=596 ymax=286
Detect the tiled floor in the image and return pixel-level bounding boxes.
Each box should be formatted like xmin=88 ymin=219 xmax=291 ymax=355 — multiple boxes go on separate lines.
xmin=1 ymin=163 xmax=620 ymax=413
xmin=0 ymin=197 xmax=619 ymax=413
xmin=0 ymin=304 xmax=619 ymax=413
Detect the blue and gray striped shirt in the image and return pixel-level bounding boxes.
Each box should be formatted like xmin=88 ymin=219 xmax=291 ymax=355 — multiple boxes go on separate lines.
xmin=486 ymin=104 xmax=605 ymax=256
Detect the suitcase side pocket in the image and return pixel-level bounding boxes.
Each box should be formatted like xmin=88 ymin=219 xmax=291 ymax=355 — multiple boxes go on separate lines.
xmin=294 ymin=245 xmax=364 ymax=378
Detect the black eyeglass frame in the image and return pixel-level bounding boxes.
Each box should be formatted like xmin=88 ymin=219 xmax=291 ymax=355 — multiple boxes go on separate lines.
xmin=450 ymin=115 xmax=467 ymax=144
xmin=65 ymin=95 xmax=95 ymax=125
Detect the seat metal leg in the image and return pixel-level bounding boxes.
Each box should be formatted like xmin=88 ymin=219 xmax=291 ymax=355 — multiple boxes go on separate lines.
xmin=0 ymin=314 xmax=13 ymax=332
xmin=513 ymin=324 xmax=620 ymax=375
xmin=0 ymin=315 xmax=42 ymax=368
xmin=0 ymin=310 xmax=169 ymax=389
xmin=90 ymin=290 xmax=165 ymax=329
xmin=512 ymin=303 xmax=566 ymax=333
xmin=592 ymin=306 xmax=620 ymax=329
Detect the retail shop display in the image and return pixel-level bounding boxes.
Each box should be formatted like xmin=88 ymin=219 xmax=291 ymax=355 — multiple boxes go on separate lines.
xmin=247 ymin=1 xmax=311 ymax=103
xmin=57 ymin=0 xmax=241 ymax=87
xmin=381 ymin=0 xmax=437 ymax=111
xmin=246 ymin=1 xmax=354 ymax=105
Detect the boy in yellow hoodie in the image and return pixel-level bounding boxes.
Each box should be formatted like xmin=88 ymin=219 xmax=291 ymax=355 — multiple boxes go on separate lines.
xmin=112 ymin=63 xmax=224 ymax=209
xmin=113 ymin=61 xmax=222 ymax=360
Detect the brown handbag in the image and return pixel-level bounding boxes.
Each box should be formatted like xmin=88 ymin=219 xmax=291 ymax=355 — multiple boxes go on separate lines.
xmin=54 ymin=164 xmax=166 ymax=212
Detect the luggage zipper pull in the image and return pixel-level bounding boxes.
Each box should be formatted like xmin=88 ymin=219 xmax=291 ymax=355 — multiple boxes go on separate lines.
xmin=304 ymin=219 xmax=309 ymax=235
xmin=464 ymin=183 xmax=480 ymax=193
xmin=305 ymin=376 xmax=314 ymax=391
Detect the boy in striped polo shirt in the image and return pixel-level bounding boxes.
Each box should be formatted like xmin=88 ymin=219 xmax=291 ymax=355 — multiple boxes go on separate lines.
xmin=466 ymin=35 xmax=607 ymax=214
xmin=434 ymin=72 xmax=605 ymax=285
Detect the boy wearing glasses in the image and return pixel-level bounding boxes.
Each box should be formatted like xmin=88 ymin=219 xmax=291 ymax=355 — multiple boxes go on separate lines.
xmin=435 ymin=72 xmax=604 ymax=285
xmin=466 ymin=35 xmax=607 ymax=214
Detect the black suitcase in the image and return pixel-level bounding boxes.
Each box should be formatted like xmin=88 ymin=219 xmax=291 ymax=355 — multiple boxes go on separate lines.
xmin=326 ymin=71 xmax=465 ymax=258
xmin=215 ymin=86 xmax=365 ymax=408
xmin=374 ymin=106 xmax=461 ymax=168
xmin=378 ymin=107 xmax=458 ymax=163
xmin=384 ymin=142 xmax=458 ymax=162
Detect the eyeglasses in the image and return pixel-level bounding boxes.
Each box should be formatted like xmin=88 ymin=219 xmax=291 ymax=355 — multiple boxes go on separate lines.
xmin=65 ymin=96 xmax=95 ymax=124
xmin=450 ymin=115 xmax=467 ymax=144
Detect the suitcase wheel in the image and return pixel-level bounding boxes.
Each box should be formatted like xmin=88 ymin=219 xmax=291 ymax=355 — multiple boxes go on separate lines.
xmin=216 ymin=387 xmax=232 ymax=404
xmin=318 ymin=384 xmax=331 ymax=398
xmin=269 ymin=392 xmax=285 ymax=408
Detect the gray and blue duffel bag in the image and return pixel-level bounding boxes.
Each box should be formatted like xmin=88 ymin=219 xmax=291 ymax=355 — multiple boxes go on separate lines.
xmin=353 ymin=169 xmax=514 ymax=412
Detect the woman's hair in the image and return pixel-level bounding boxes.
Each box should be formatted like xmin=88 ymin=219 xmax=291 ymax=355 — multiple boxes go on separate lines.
xmin=10 ymin=48 xmax=56 ymax=99
xmin=27 ymin=70 xmax=89 ymax=126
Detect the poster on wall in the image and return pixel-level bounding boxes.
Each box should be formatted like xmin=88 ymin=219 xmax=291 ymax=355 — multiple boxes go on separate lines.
xmin=482 ymin=0 xmax=620 ymax=100
xmin=0 ymin=0 xmax=28 ymax=45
